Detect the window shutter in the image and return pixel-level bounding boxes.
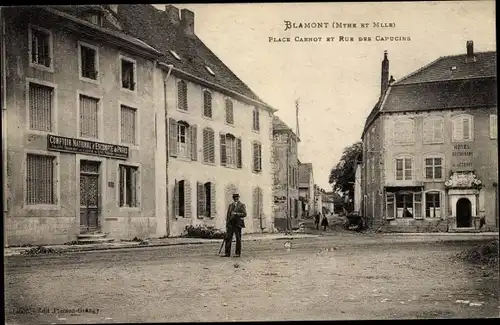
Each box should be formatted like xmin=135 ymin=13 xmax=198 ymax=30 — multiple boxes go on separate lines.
xmin=174 ymin=179 xmax=179 ymax=217
xmin=252 ymin=141 xmax=258 ymax=172
xmin=414 ymin=192 xmax=423 ymax=219
xmin=178 ymin=80 xmax=187 ymax=111
xmin=490 ymin=115 xmax=497 ymax=139
xmin=203 ymin=91 xmax=212 ymax=118
xmin=203 ymin=128 xmax=209 ymax=163
xmin=210 ymin=182 xmax=217 ymax=218
xmin=434 ymin=118 xmax=444 ymax=143
xmin=386 ymin=193 xmax=395 ymax=220
xmin=452 ymin=117 xmax=463 ymax=141
xmin=438 ymin=191 xmax=444 ymax=219
xmin=463 ymin=117 xmax=470 ymax=140
xmin=236 ymin=137 xmax=242 ymax=168
xmin=258 ymin=187 xmax=263 ymax=219
xmin=252 ymin=188 xmax=258 ymax=219
xmin=255 ymin=109 xmax=260 ymax=130
xmin=184 ymin=181 xmax=191 ymax=218
xmin=29 ymin=83 xmax=53 ymax=132
xmin=422 ymin=119 xmax=433 ymax=144
xmin=258 ymin=143 xmax=262 ymax=171
xmin=197 ymin=182 xmax=205 ymax=219
xmin=225 ymin=99 xmax=234 ymax=124
xmin=190 ymin=124 xmax=197 ymax=161
xmin=169 ymin=118 xmax=178 ymax=157
xmin=131 ymin=168 xmax=138 ymax=207
xmin=220 ymin=133 xmax=227 ymax=166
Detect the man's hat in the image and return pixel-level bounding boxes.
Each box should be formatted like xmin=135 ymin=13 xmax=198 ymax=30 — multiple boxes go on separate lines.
xmin=232 ymin=193 xmax=240 ymax=197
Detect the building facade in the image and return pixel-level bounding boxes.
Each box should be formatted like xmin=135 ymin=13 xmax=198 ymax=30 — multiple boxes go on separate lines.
xmin=362 ymin=41 xmax=498 ymax=232
xmin=2 ymin=6 xmax=163 ymax=245
xmin=272 ymin=116 xmax=301 ymax=231
xmin=298 ymin=163 xmax=315 ymax=217
xmin=116 ymin=4 xmax=276 ymax=237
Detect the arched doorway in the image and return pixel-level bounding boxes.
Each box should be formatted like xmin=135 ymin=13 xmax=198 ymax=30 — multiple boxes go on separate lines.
xmin=456 ymin=198 xmax=472 ymax=228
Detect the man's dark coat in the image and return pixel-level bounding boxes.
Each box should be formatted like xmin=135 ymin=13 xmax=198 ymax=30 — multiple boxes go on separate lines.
xmin=226 ymin=201 xmax=247 ymax=228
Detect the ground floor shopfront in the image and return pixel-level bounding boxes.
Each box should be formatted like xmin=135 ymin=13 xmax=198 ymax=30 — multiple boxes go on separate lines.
xmin=4 ymin=135 xmax=159 ymax=246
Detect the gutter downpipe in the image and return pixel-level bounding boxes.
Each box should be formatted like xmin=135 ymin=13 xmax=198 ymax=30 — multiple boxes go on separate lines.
xmin=1 ymin=9 xmax=8 ymax=214
xmin=163 ymin=64 xmax=174 ymax=237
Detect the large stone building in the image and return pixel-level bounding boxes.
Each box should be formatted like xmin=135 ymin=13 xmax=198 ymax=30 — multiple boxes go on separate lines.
xmin=272 ymin=115 xmax=300 ymax=231
xmin=2 ymin=6 xmax=163 ymax=245
xmin=116 ymin=4 xmax=276 ymax=236
xmin=361 ymin=41 xmax=498 ymax=232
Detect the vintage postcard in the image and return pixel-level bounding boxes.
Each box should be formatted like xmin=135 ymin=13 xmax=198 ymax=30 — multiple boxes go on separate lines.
xmin=2 ymin=2 xmax=498 ymax=323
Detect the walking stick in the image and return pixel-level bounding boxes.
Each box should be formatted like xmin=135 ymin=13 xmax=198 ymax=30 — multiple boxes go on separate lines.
xmin=218 ymin=238 xmax=225 ymax=255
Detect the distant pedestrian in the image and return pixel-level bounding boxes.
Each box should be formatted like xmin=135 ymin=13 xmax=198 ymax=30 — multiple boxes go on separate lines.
xmin=222 ymin=193 xmax=247 ymax=257
xmin=314 ymin=213 xmax=320 ymax=230
xmin=321 ymin=214 xmax=329 ymax=231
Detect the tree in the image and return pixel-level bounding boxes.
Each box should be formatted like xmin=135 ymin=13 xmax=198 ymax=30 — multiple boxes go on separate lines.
xmin=328 ymin=141 xmax=363 ymax=207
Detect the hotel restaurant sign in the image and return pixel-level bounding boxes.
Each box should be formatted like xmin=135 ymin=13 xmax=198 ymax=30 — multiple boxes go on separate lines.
xmin=47 ymin=135 xmax=129 ymax=159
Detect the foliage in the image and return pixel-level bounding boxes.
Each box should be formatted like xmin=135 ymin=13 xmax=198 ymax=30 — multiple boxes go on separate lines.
xmin=21 ymin=245 xmax=61 ymax=256
xmin=328 ymin=141 xmax=363 ymax=200
xmin=184 ymin=224 xmax=226 ymax=239
xmin=456 ymin=241 xmax=499 ymax=266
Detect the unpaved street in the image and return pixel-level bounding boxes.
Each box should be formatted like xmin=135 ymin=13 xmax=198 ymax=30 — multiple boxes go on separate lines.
xmin=4 ymin=236 xmax=499 ymax=323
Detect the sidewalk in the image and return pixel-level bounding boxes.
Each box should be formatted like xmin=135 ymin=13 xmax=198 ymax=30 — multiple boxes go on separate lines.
xmin=3 ymin=233 xmax=319 ymax=257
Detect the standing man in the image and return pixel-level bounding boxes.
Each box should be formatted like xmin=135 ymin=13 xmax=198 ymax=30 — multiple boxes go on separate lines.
xmin=222 ymin=193 xmax=247 ymax=257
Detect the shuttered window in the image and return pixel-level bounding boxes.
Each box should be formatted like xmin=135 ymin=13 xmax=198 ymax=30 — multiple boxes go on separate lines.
xmin=203 ymin=90 xmax=212 ymax=118
xmin=423 ymin=117 xmax=444 ymax=144
xmin=220 ymin=133 xmax=240 ymax=168
xmin=395 ymin=157 xmax=412 ymax=180
xmin=490 ymin=115 xmax=497 ymax=139
xmin=197 ymin=181 xmax=216 ymax=218
xmin=225 ymin=99 xmax=234 ymax=124
xmin=190 ymin=125 xmax=197 ymax=161
xmin=79 ymin=95 xmax=99 ymax=139
xmin=175 ymin=179 xmax=191 ymax=218
xmin=171 ymin=120 xmax=196 ymax=160
xmin=203 ymin=127 xmax=215 ymax=164
xmin=252 ymin=107 xmax=260 ymax=131
xmin=226 ymin=134 xmax=237 ymax=167
xmin=452 ymin=115 xmax=473 ymax=142
xmin=168 ymin=118 xmax=178 ymax=157
xmin=120 ymin=105 xmax=136 ymax=145
xmin=424 ymin=157 xmax=443 ymax=180
xmin=177 ymin=80 xmax=188 ymax=111
xmin=252 ymin=141 xmax=262 ymax=172
xmin=119 ymin=165 xmax=138 ymax=207
xmin=26 ymin=154 xmax=55 ymax=205
xmin=30 ymin=27 xmax=51 ymax=67
xmin=252 ymin=187 xmax=263 ymax=219
xmin=29 ymin=83 xmax=53 ymax=132
xmin=197 ymin=182 xmax=206 ymax=219
xmin=393 ymin=119 xmax=414 ymax=145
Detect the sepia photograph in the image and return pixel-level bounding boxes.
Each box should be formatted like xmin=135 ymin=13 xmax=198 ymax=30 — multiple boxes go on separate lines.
xmin=2 ymin=1 xmax=498 ymax=323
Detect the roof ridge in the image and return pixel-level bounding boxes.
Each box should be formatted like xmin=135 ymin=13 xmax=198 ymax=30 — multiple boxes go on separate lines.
xmin=394 ymin=56 xmax=445 ymax=85
xmin=392 ymin=75 xmax=497 ymax=86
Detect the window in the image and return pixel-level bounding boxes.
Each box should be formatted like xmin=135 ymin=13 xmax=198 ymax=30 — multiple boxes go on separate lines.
xmin=79 ymin=43 xmax=98 ymax=80
xmin=395 ymin=157 xmax=412 ymax=180
xmin=252 ymin=141 xmax=262 ymax=172
xmin=225 ymin=99 xmax=234 ymax=124
xmin=252 ymin=107 xmax=260 ymax=131
xmin=168 ymin=118 xmax=197 ymax=160
xmin=370 ymin=127 xmax=375 ymax=149
xmin=202 ymin=127 xmax=215 ymax=164
xmin=29 ymin=26 xmax=52 ymax=68
xmin=425 ymin=191 xmax=441 ymax=218
xmin=85 ymin=12 xmax=103 ymax=26
xmin=490 ymin=115 xmax=497 ymax=139
xmin=452 ymin=114 xmax=473 ymax=142
xmin=385 ymin=192 xmax=395 ymax=220
xmin=395 ymin=192 xmax=413 ymax=218
xmin=220 ymin=133 xmax=242 ymax=168
xmin=205 ymin=65 xmax=215 ymax=76
xmin=424 ymin=156 xmax=443 ymax=180
xmin=177 ymin=80 xmax=188 ymax=111
xmin=393 ymin=119 xmax=414 ymax=145
xmin=28 ymin=83 xmax=53 ymax=132
xmin=197 ymin=181 xmax=216 ymax=218
xmin=174 ymin=179 xmax=191 ymax=218
xmin=423 ymin=117 xmax=444 ymax=144
xmin=253 ymin=187 xmax=263 ymax=219
xmin=121 ymin=58 xmax=136 ymax=91
xmin=371 ymin=158 xmax=375 ymax=182
xmin=79 ymin=95 xmax=99 ymax=139
xmin=26 ymin=154 xmax=55 ymax=205
xmin=119 ymin=165 xmax=138 ymax=208
xmin=120 ymin=105 xmax=137 ymax=145
xmin=203 ymin=90 xmax=212 ymax=118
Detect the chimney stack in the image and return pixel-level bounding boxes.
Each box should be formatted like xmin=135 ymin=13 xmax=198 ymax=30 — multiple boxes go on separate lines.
xmin=466 ymin=40 xmax=476 ymax=63
xmin=381 ymin=50 xmax=389 ymax=97
xmin=164 ymin=5 xmax=180 ymax=25
xmin=181 ymin=9 xmax=195 ymax=36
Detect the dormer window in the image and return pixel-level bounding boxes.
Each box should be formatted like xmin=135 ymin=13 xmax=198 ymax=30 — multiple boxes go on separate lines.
xmin=85 ymin=12 xmax=103 ymax=26
xmin=170 ymin=50 xmax=181 ymax=61
xmin=205 ymin=66 xmax=215 ymax=76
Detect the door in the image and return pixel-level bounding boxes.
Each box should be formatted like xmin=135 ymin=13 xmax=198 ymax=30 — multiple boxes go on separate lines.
xmin=80 ymin=160 xmax=100 ymax=233
xmin=456 ymin=198 xmax=472 ymax=228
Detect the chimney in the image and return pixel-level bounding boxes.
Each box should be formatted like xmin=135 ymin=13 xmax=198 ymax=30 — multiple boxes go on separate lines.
xmin=466 ymin=40 xmax=476 ymax=63
xmin=164 ymin=5 xmax=180 ymax=25
xmin=381 ymin=50 xmax=389 ymax=96
xmin=180 ymin=9 xmax=195 ymax=36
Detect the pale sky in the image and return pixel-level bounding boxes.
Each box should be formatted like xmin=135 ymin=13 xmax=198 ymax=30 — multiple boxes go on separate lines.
xmin=154 ymin=1 xmax=496 ymax=189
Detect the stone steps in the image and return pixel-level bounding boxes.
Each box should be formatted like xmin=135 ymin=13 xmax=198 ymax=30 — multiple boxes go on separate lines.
xmin=77 ymin=232 xmax=114 ymax=244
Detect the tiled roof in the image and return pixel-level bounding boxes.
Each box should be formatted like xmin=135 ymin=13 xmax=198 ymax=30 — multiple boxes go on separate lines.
xmin=362 ymin=99 xmax=382 ymax=136
xmin=395 ymin=52 xmax=496 ymax=85
xmin=272 ymin=115 xmax=291 ymax=131
xmin=299 ymin=163 xmax=313 ymax=184
xmin=115 ymin=4 xmax=270 ymax=108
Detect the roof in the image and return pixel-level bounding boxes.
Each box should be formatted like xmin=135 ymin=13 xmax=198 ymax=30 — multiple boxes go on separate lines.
xmin=115 ymin=4 xmax=272 ymax=109
xmin=299 ymin=163 xmax=313 ymax=184
xmin=272 ymin=115 xmax=300 ymax=140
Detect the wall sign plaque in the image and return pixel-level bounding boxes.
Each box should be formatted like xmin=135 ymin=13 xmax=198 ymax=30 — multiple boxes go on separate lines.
xmin=47 ymin=135 xmax=129 ymax=159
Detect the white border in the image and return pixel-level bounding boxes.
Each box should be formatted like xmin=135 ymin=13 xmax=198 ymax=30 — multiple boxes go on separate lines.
xmin=23 ymin=149 xmax=61 ymax=210
xmin=77 ymin=41 xmax=100 ymax=85
xmin=76 ymin=90 xmax=104 ymax=141
xmin=75 ymin=154 xmax=107 ymax=231
xmin=422 ymin=153 xmax=445 ymax=182
xmin=451 ymin=113 xmax=474 ymax=142
xmin=25 ymin=77 xmax=58 ymax=135
xmin=119 ymin=54 xmax=137 ymax=94
xmin=118 ymin=101 xmax=140 ymax=150
xmin=116 ymin=161 xmax=142 ymax=211
xmin=28 ymin=24 xmax=54 ymax=73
